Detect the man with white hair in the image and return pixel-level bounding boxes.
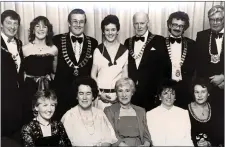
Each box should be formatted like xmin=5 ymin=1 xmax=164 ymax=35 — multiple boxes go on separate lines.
xmin=195 ymin=5 xmax=224 ymax=146
xmin=124 ymin=12 xmax=167 ymax=111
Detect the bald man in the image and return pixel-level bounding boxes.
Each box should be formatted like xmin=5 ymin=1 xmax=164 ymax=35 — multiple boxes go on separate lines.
xmin=124 ymin=12 xmax=168 ymax=111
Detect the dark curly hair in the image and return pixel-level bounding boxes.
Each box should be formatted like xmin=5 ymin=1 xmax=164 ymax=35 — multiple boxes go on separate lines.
xmin=1 ymin=10 xmax=20 ymax=25
xmin=32 ymin=90 xmax=57 ymax=117
xmin=29 ymin=16 xmax=53 ymax=46
xmin=71 ymin=76 xmax=99 ymax=100
xmin=101 ymin=14 xmax=120 ymax=32
xmin=68 ymin=8 xmax=87 ymax=24
xmin=167 ymin=11 xmax=190 ymax=32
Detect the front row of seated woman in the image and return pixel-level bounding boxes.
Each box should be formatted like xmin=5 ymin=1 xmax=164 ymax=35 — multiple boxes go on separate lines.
xmin=21 ymin=77 xmax=222 ymax=147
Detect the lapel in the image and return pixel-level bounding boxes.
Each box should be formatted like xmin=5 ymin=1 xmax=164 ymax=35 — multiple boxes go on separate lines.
xmin=211 ymin=34 xmax=218 ymax=54
xmin=78 ymin=34 xmax=87 ymax=64
xmin=66 ymin=33 xmax=77 ymax=64
xmin=129 ymin=36 xmax=138 ymax=71
xmin=98 ymin=43 xmax=111 ymax=64
xmin=1 ymin=37 xmax=8 ymax=50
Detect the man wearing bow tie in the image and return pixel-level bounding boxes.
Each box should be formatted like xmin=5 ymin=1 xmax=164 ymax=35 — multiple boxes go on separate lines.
xmin=53 ymin=8 xmax=98 ymax=119
xmin=195 ymin=5 xmax=224 ymax=145
xmin=164 ymin=11 xmax=196 ymax=109
xmin=124 ymin=12 xmax=167 ymax=111
xmin=1 ymin=10 xmax=24 ymax=146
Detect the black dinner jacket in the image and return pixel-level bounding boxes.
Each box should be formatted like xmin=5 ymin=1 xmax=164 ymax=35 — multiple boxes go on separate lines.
xmin=195 ymin=29 xmax=224 ymax=78
xmin=1 ymin=36 xmax=24 ymax=137
xmin=124 ymin=31 xmax=168 ymax=95
xmin=164 ymin=36 xmax=196 ymax=84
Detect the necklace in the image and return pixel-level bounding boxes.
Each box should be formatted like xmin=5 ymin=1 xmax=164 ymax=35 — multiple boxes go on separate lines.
xmin=61 ymin=33 xmax=92 ymax=76
xmin=166 ymin=37 xmax=187 ymax=78
xmin=209 ymin=31 xmax=224 ymax=64
xmin=128 ymin=34 xmax=155 ymax=60
xmin=188 ymin=102 xmax=211 ymax=123
xmin=78 ymin=107 xmax=95 ymax=135
xmin=36 ymin=117 xmax=50 ymax=126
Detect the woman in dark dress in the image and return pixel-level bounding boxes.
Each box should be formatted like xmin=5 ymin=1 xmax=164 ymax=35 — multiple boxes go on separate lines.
xmin=21 ymin=90 xmax=71 ymax=147
xmin=22 ymin=16 xmax=58 ymax=123
xmin=188 ymin=78 xmax=223 ymax=147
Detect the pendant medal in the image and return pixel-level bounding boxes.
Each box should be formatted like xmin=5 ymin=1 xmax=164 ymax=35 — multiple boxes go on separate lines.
xmin=210 ymin=54 xmax=220 ymax=64
xmin=175 ymin=69 xmax=181 ymax=77
xmin=73 ymin=67 xmax=79 ymax=76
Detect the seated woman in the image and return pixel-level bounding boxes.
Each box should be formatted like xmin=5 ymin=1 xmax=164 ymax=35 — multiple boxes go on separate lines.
xmin=188 ymin=78 xmax=223 ymax=147
xmin=91 ymin=14 xmax=128 ymax=110
xmin=146 ymin=80 xmax=194 ymax=146
xmin=21 ymin=90 xmax=71 ymax=147
xmin=22 ymin=16 xmax=58 ymax=123
xmin=104 ymin=77 xmax=151 ymax=146
xmin=61 ymin=77 xmax=117 ymax=146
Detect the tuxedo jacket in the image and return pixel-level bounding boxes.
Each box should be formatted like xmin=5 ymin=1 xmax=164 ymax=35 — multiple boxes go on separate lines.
xmin=164 ymin=37 xmax=196 ymax=85
xmin=53 ymin=33 xmax=98 ymax=117
xmin=124 ymin=32 xmax=168 ymax=98
xmin=1 ymin=36 xmax=24 ymax=137
xmin=195 ymin=29 xmax=224 ymax=78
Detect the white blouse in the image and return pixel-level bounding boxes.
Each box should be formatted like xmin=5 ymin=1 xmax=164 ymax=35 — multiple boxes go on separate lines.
xmin=61 ymin=106 xmax=117 ymax=146
xmin=146 ymin=105 xmax=194 ymax=146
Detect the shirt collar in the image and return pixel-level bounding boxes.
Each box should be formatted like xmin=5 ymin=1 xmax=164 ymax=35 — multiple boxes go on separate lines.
xmin=1 ymin=32 xmax=15 ymax=43
xmin=159 ymin=104 xmax=174 ymax=112
xmin=70 ymin=32 xmax=84 ymax=39
xmin=219 ymin=28 xmax=224 ymax=33
xmin=136 ymin=30 xmax=149 ymax=41
xmin=169 ymin=34 xmax=181 ymax=38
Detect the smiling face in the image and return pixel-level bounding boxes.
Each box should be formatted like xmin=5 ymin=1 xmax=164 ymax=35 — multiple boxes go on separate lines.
xmin=104 ymin=23 xmax=118 ymax=43
xmin=1 ymin=16 xmax=19 ymax=39
xmin=35 ymin=98 xmax=56 ymax=121
xmin=160 ymin=88 xmax=176 ymax=108
xmin=194 ymin=85 xmax=209 ymax=105
xmin=77 ymin=84 xmax=94 ymax=110
xmin=169 ymin=18 xmax=185 ymax=37
xmin=133 ymin=12 xmax=149 ymax=37
xmin=117 ymin=84 xmax=133 ymax=106
xmin=209 ymin=12 xmax=224 ymax=33
xmin=34 ymin=21 xmax=48 ymax=40
xmin=69 ymin=13 xmax=85 ymax=36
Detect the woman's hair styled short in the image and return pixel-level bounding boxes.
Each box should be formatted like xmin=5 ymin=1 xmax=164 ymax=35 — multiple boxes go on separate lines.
xmin=191 ymin=78 xmax=212 ymax=94
xmin=157 ymin=79 xmax=177 ymax=96
xmin=72 ymin=76 xmax=99 ymax=100
xmin=29 ymin=16 xmax=54 ymax=46
xmin=115 ymin=77 xmax=136 ymax=94
xmin=32 ymin=90 xmax=57 ymax=117
xmin=101 ymin=14 xmax=120 ymax=32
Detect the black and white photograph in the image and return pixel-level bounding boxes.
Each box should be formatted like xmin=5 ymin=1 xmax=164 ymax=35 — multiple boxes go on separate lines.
xmin=1 ymin=1 xmax=224 ymax=147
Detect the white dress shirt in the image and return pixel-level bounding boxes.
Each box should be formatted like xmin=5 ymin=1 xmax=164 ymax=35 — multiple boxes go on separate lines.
xmin=170 ymin=35 xmax=182 ymax=82
xmin=146 ymin=105 xmax=194 ymax=146
xmin=215 ymin=28 xmax=224 ymax=55
xmin=70 ymin=32 xmax=84 ymax=62
xmin=134 ymin=31 xmax=148 ymax=69
xmin=1 ymin=32 xmax=21 ymax=72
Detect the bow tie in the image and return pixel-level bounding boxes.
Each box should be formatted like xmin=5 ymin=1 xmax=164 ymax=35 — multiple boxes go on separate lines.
xmin=7 ymin=38 xmax=16 ymax=43
xmin=134 ymin=36 xmax=145 ymax=42
xmin=213 ymin=33 xmax=224 ymax=39
xmin=71 ymin=36 xmax=83 ymax=44
xmin=169 ymin=37 xmax=182 ymax=44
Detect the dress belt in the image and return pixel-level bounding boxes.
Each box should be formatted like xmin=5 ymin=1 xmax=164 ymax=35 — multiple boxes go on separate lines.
xmin=25 ymin=74 xmax=51 ymax=90
xmin=99 ymin=88 xmax=115 ymax=93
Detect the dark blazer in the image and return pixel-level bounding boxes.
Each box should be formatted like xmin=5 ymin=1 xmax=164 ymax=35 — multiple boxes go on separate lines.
xmin=124 ymin=31 xmax=167 ymax=111
xmin=1 ymin=36 xmax=24 ymax=137
xmin=195 ymin=29 xmax=224 ymax=78
xmin=163 ymin=37 xmax=196 ymax=109
xmin=104 ymin=103 xmax=151 ymax=146
xmin=52 ymin=33 xmax=98 ymax=119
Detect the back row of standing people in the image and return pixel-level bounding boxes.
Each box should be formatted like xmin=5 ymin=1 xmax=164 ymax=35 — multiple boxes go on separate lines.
xmin=1 ymin=5 xmax=224 ymax=145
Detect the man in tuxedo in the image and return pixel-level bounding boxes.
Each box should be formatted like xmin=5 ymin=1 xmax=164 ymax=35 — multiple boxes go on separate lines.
xmin=1 ymin=10 xmax=24 ymax=146
xmin=53 ymin=8 xmax=98 ymax=119
xmin=195 ymin=5 xmax=224 ymax=146
xmin=124 ymin=12 xmax=167 ymax=111
xmin=164 ymin=11 xmax=195 ymax=109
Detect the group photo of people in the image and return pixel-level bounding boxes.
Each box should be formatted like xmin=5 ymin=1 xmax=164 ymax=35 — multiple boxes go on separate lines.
xmin=1 ymin=1 xmax=224 ymax=147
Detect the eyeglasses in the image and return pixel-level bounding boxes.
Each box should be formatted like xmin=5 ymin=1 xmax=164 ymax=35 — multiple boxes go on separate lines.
xmin=171 ymin=23 xmax=185 ymax=29
xmin=209 ymin=18 xmax=224 ymax=23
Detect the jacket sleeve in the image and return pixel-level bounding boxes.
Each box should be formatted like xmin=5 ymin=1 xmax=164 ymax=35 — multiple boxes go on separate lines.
xmin=21 ymin=125 xmax=35 ymax=147
xmin=142 ymin=110 xmax=152 ymax=144
xmin=104 ymin=107 xmax=124 ymax=146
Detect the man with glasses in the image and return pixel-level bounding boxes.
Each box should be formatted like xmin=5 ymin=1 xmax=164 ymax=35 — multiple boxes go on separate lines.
xmin=164 ymin=11 xmax=195 ymax=109
xmin=195 ymin=5 xmax=224 ymax=146
xmin=53 ymin=8 xmax=98 ymax=119
xmin=124 ymin=12 xmax=167 ymax=111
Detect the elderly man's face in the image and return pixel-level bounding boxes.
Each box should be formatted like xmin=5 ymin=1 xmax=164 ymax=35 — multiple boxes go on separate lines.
xmin=160 ymin=88 xmax=176 ymax=108
xmin=117 ymin=84 xmax=133 ymax=106
xmin=133 ymin=13 xmax=149 ymax=36
xmin=209 ymin=12 xmax=224 ymax=33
